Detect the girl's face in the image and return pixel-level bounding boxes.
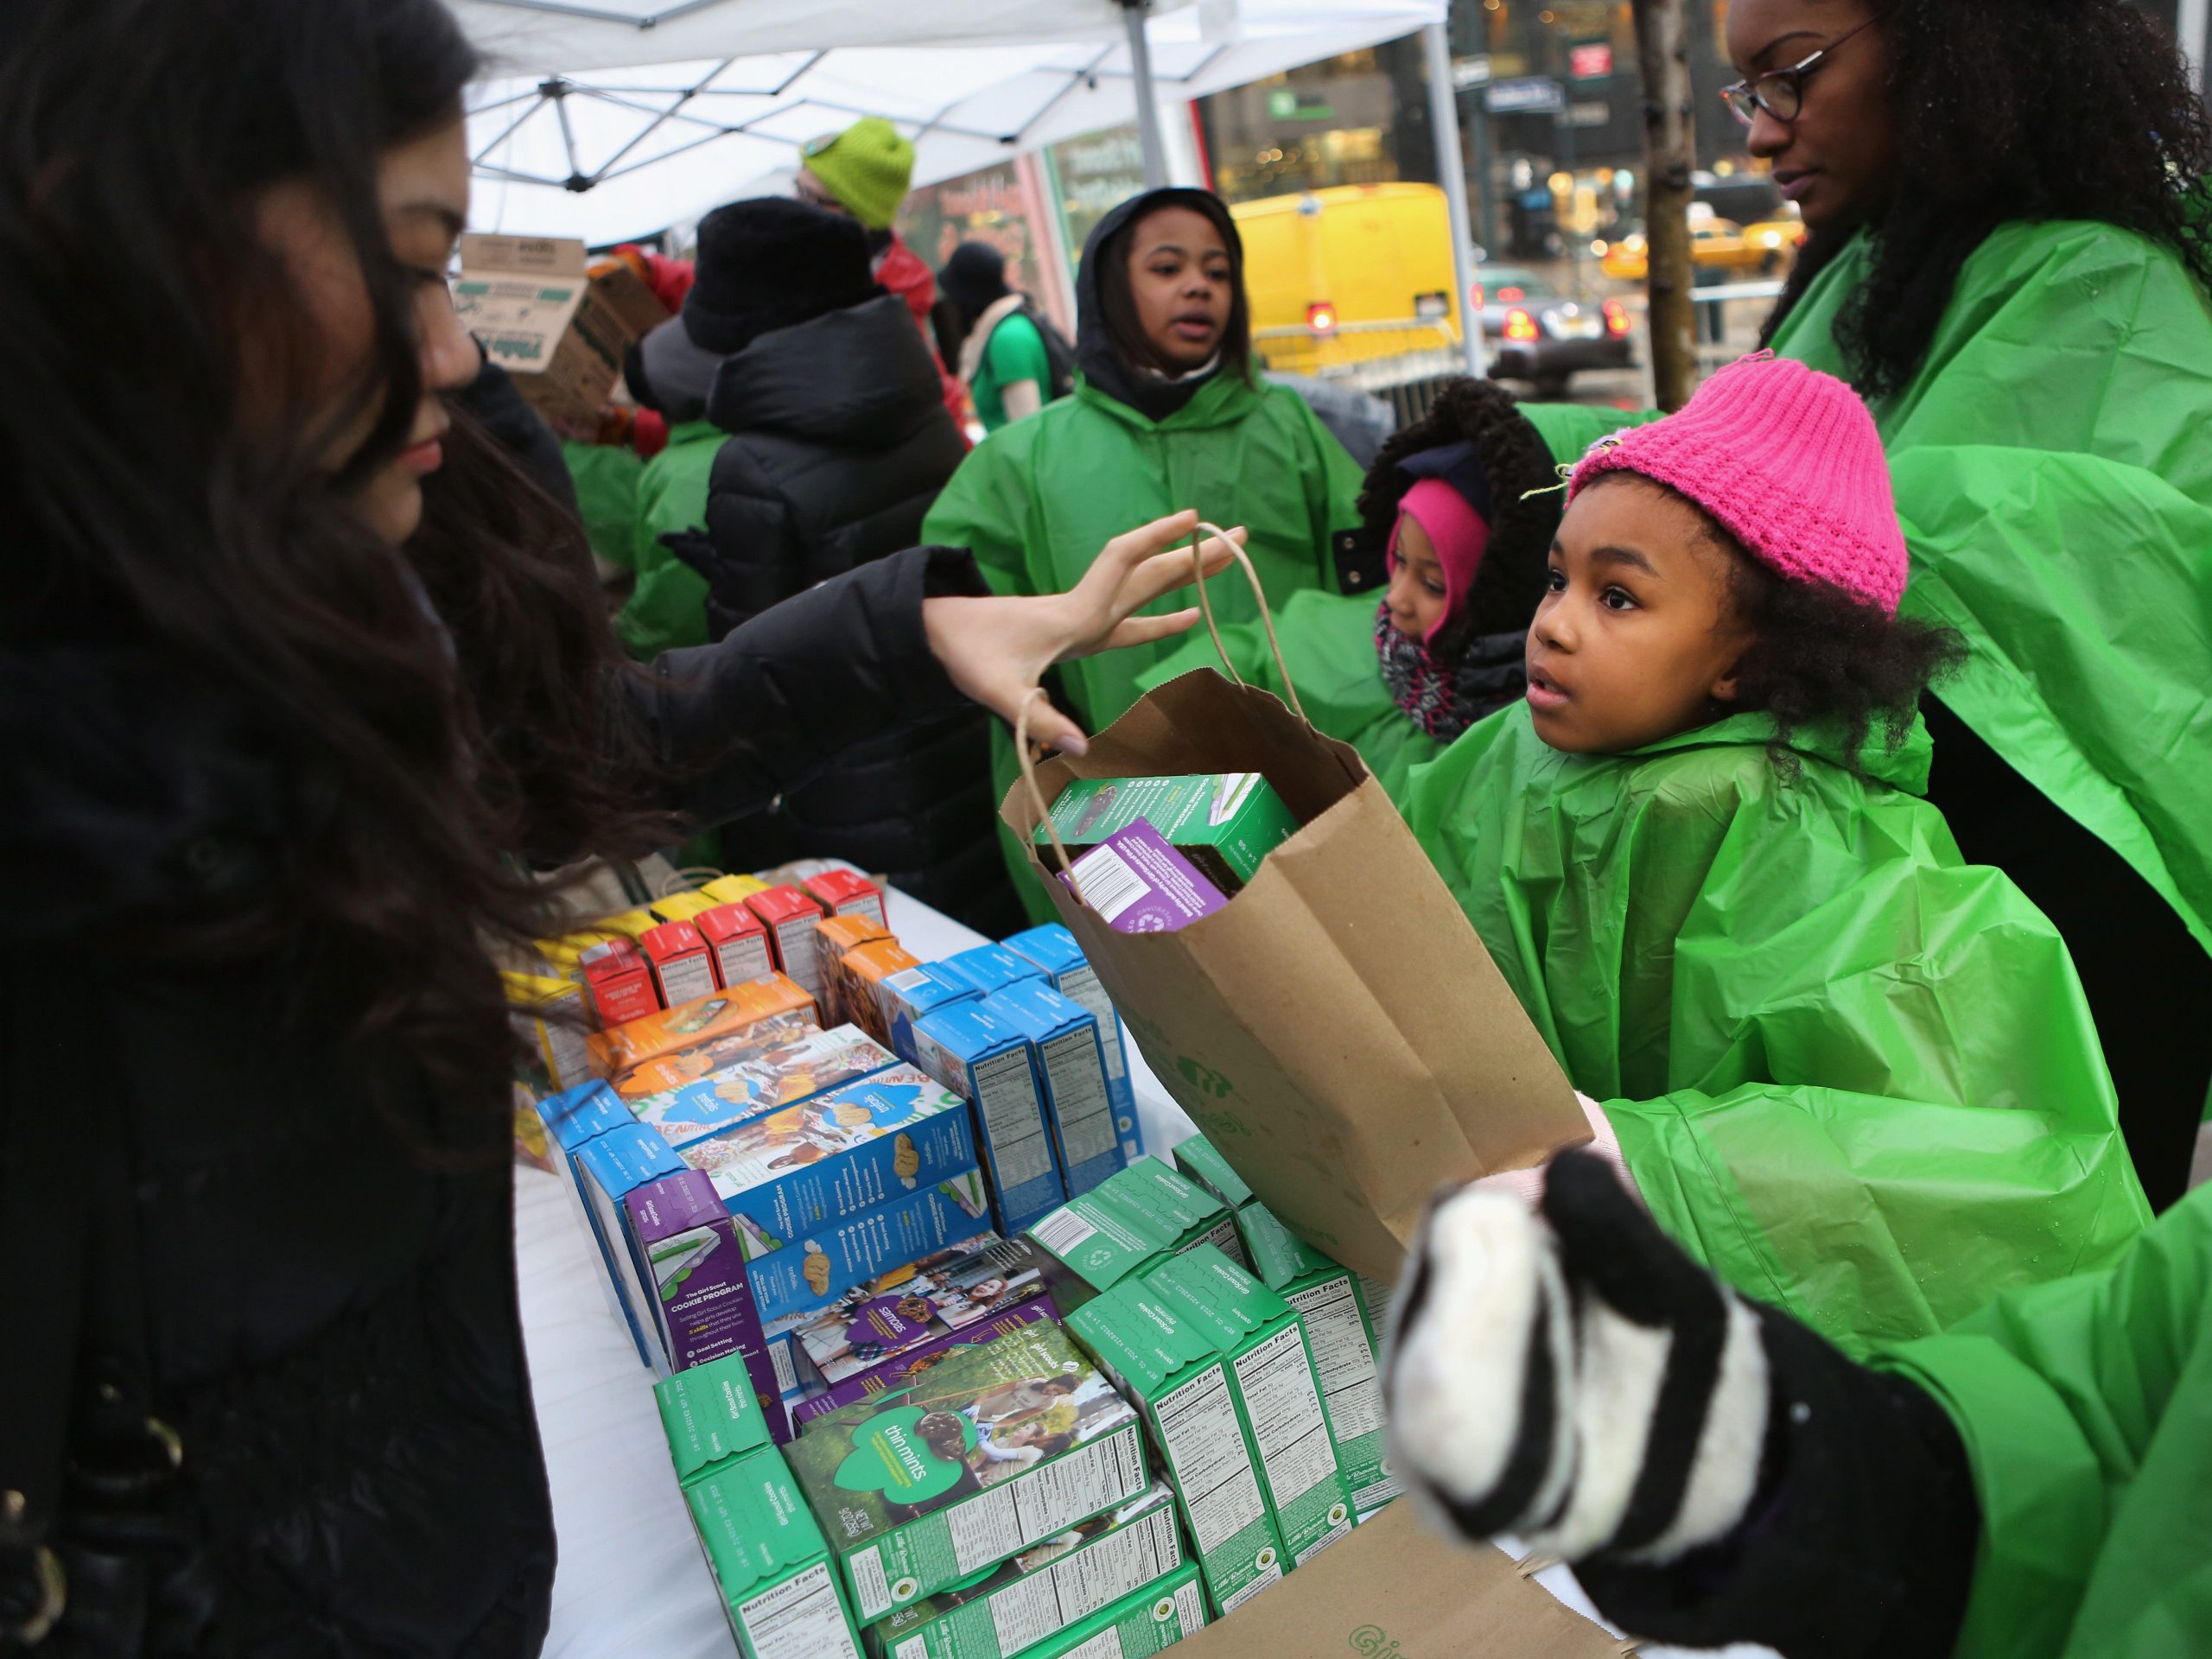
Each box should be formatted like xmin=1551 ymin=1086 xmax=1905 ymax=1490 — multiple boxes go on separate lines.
xmin=1524 ymin=475 xmax=1751 ymax=754
xmin=253 ymin=117 xmax=479 ymax=543
xmin=1384 ymin=512 xmax=1449 ymax=641
xmin=1125 ymin=207 xmax=1231 ymax=372
xmin=1723 ymin=0 xmax=1895 ymax=233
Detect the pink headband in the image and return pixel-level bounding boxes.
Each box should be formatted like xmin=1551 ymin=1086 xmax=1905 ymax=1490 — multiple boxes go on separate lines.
xmin=1395 ymin=477 xmax=1492 ymax=645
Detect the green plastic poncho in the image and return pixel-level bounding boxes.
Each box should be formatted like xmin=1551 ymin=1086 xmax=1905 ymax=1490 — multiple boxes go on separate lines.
xmin=922 ymin=370 xmax=1364 ymax=918
xmin=1514 ymin=219 xmax=2212 ymax=956
xmin=1405 ymin=702 xmax=2149 ymax=1356
xmin=618 ymin=419 xmax=718 ymax=658
xmin=1135 ymin=589 xmax=1444 ymax=800
xmin=1880 ymin=1179 xmax=2212 ymax=1657
xmin=559 ymin=440 xmax=644 ymax=575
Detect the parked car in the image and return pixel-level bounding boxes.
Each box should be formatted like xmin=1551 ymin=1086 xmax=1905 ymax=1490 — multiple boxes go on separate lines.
xmin=1599 ymin=204 xmax=1805 ymax=282
xmin=1472 ymin=265 xmax=1634 ymax=397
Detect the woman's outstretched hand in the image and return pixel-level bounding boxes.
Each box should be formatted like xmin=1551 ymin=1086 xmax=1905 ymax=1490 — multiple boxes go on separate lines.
xmin=922 ymin=510 xmax=1244 ymax=756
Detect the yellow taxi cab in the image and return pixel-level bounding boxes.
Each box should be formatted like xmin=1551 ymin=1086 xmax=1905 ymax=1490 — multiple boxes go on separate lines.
xmin=1597 ymin=217 xmax=1777 ymax=282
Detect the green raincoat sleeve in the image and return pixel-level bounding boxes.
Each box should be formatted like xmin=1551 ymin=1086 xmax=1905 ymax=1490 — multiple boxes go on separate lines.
xmin=560 ymin=440 xmax=644 ymax=573
xmin=617 ymin=421 xmax=718 ymax=658
xmin=1135 ymin=588 xmax=1443 ymax=802
xmin=923 ymin=376 xmax=1365 ymax=921
xmin=1406 ymin=706 xmax=2148 ymax=1356
xmin=1878 ymin=1182 xmax=2212 ymax=1659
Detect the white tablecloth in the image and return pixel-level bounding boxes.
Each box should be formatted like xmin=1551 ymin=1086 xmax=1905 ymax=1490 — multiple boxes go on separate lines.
xmin=514 ymin=887 xmax=1764 ymax=1659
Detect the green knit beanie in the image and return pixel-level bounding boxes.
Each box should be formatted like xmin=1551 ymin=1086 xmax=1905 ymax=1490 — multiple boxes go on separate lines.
xmin=800 ymin=118 xmax=915 ymax=230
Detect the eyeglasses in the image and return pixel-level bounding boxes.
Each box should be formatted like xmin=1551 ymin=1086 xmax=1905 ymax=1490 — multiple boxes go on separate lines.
xmin=1719 ymin=18 xmax=1873 ymax=126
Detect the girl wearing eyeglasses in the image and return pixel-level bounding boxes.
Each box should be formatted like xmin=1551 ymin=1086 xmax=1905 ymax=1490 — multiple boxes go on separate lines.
xmin=1488 ymin=0 xmax=2212 ymax=1217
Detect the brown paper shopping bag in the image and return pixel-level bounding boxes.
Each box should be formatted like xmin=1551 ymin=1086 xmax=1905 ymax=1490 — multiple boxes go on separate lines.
xmin=1001 ymin=529 xmax=1585 ymax=1281
xmin=1168 ymin=1505 xmax=1630 ymax=1659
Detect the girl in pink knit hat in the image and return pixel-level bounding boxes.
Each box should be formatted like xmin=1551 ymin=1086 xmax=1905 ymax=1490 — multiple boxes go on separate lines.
xmin=1402 ymin=352 xmax=2145 ymax=1361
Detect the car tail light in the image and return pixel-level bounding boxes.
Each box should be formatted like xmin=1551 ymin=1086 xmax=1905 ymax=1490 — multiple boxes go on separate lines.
xmin=1603 ymin=298 xmax=1630 ymax=337
xmin=1497 ymin=285 xmax=1527 ymax=302
xmin=1306 ymin=302 xmax=1338 ymax=334
xmin=1503 ymin=307 xmax=1539 ymax=343
xmin=1469 ymin=283 xmax=1484 ymax=312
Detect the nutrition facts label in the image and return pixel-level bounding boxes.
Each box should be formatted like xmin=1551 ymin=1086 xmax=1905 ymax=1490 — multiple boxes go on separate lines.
xmin=1153 ymin=1370 xmax=1266 ymax=1551
xmin=942 ymin=1427 xmax=1147 ymax=1577
xmin=656 ymin=952 xmax=717 ymax=1008
xmin=969 ymin=1506 xmax=1179 ymax=1656
xmin=1285 ymin=1281 xmax=1383 ymax=1441
xmin=971 ymin=1049 xmax=1056 ymax=1187
xmin=775 ymin=919 xmax=823 ymax=996
xmin=715 ymin=936 xmax=772 ymax=986
xmin=1233 ymin=1327 xmax=1337 ymax=1508
xmin=737 ymin=1562 xmax=861 ymax=1659
xmin=1039 ymin=1030 xmax=1118 ymax=1166
xmin=1054 ymin=966 xmax=1126 ymax=1083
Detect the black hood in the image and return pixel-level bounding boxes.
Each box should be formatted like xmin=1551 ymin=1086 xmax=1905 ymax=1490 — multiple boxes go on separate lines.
xmin=1076 ymin=187 xmax=1245 ymax=423
xmin=704 ymin=294 xmax=943 ymax=448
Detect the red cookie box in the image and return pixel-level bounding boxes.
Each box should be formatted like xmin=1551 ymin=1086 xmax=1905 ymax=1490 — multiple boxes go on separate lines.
xmin=801 ymin=869 xmax=887 ymax=928
xmin=696 ymin=902 xmax=774 ymax=990
xmin=639 ymin=921 xmax=719 ymax=1009
xmin=745 ymin=885 xmax=830 ymax=1002
xmin=581 ymin=938 xmax=659 ymax=1027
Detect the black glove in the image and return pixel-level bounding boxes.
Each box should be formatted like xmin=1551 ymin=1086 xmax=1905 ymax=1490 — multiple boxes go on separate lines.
xmin=1382 ymin=1150 xmax=1981 ymax=1659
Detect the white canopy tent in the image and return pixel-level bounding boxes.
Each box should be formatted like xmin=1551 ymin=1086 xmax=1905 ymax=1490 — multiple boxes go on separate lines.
xmin=457 ymin=0 xmax=1479 ymax=372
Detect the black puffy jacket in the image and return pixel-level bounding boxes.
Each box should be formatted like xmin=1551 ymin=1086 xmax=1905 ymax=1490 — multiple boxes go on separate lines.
xmin=668 ymin=293 xmax=1021 ymax=935
xmin=0 ymin=547 xmax=986 ymax=1656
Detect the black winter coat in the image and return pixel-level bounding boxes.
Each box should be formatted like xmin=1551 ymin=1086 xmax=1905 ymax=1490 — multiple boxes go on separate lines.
xmin=0 ymin=546 xmax=986 ymax=1656
xmin=667 ymin=293 xmax=1021 ymax=935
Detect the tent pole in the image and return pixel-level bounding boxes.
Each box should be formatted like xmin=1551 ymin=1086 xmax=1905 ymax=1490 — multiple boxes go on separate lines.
xmin=2181 ymin=0 xmax=2209 ymax=93
xmin=1423 ymin=19 xmax=1486 ymax=378
xmin=1121 ymin=1 xmax=1169 ymax=188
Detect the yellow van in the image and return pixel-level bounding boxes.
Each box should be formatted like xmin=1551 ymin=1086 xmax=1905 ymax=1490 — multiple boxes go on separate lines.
xmin=1230 ymin=182 xmax=1464 ymax=376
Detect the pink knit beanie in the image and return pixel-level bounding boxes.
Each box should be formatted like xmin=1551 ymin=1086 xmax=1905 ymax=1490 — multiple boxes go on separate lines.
xmin=1394 ymin=477 xmax=1491 ymax=645
xmin=1567 ymin=353 xmax=1907 ymax=614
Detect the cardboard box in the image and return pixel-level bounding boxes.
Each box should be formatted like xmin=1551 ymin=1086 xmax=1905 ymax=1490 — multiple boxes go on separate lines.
xmin=1235 ymin=1205 xmax=1395 ymax=1514
xmin=688 ymin=1446 xmax=868 ymax=1659
xmin=836 ymin=941 xmax=922 ymax=1049
xmin=700 ymin=902 xmax=779 ymax=989
xmin=1020 ymin=1561 xmax=1208 ymax=1659
xmin=791 ymin=1300 xmax=1059 ymax=1432
xmin=785 ymin=1321 xmax=1147 ymax=1624
xmin=658 ymin=1350 xmax=775 ymax=1488
xmin=742 ymin=1169 xmax=994 ymax=1325
xmin=537 ymin=1078 xmax=632 ymax=1157
xmin=572 ymin=1121 xmax=689 ymax=1370
xmin=625 ymin=1169 xmax=785 ymax=1425
xmin=880 ymin=963 xmax=979 ymax=1065
xmin=1001 ymin=925 xmax=1141 ymax=1163
xmin=652 ymin=889 xmax=726 ymax=924
xmin=454 ymin=232 xmax=669 ymax=425
xmin=931 ymin=944 xmax=1046 ymax=1004
xmin=639 ymin=920 xmax=722 ymax=1008
xmin=678 ymin=1065 xmax=978 ymax=1255
xmin=1069 ymin=1284 xmax=1287 ymax=1616
xmin=815 ymin=913 xmax=895 ymax=1024
xmin=534 ymin=925 xmax=628 ymax=975
xmin=910 ymin=1005 xmax=1068 ymax=1236
xmin=1065 ymin=823 xmax=1231 ymax=935
xmin=587 ymin=975 xmax=818 ymax=1090
xmin=750 ymin=885 xmax=836 ymax=1003
xmin=702 ymin=873 xmax=772 ymax=906
xmin=804 ymin=869 xmax=888 ymax=929
xmin=628 ymin=1024 xmax=899 ymax=1151
xmin=1172 ymin=1135 xmax=1254 ymax=1212
xmin=505 ymin=969 xmax=592 ymax=1096
xmin=581 ymin=937 xmax=660 ymax=1027
xmin=786 ymin=1232 xmax=1058 ymax=1405
xmin=1354 ymin=1274 xmax=1395 ymax=1351
xmin=1145 ymin=1249 xmax=1352 ymax=1568
xmin=1020 ymin=1160 xmax=1245 ymax=1314
xmin=609 ymin=1008 xmax=822 ymax=1103
xmin=981 ymin=982 xmax=1124 ymax=1198
xmin=863 ymin=1479 xmax=1184 ymax=1659
xmin=1035 ymin=774 xmax=1298 ymax=896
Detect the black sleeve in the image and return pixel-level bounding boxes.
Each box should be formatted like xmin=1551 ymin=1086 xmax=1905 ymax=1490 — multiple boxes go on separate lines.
xmin=450 ymin=353 xmax=581 ymax=522
xmin=1572 ymin=1306 xmax=1982 ymax=1659
xmin=626 ymin=543 xmax=988 ymax=830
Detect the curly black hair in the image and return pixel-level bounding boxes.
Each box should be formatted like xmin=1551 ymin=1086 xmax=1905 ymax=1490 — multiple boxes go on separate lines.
xmin=1356 ymin=377 xmax=1563 ymax=652
xmin=1760 ymin=0 xmax=2212 ymax=403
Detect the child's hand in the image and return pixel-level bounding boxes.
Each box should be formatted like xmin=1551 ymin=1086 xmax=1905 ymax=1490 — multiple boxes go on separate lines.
xmin=921 ymin=512 xmax=1243 ymax=757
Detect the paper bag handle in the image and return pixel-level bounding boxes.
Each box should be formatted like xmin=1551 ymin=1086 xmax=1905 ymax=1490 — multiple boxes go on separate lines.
xmin=1016 ymin=688 xmax=1090 ymax=910
xmin=1189 ymin=519 xmax=1309 ymax=728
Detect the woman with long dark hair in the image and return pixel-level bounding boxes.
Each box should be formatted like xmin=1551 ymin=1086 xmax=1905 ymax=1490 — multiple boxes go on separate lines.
xmin=923 ymin=187 xmax=1367 ymax=916
xmin=0 ymin=1 xmax=1232 ymax=1647
xmin=1486 ymin=0 xmax=2212 ymax=1210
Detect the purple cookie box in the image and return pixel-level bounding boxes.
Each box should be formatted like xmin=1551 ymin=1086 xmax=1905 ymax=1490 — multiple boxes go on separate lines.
xmin=789 ymin=1296 xmax=1059 ymax=1430
xmin=1061 ymin=819 xmax=1230 ymax=933
xmin=623 ymin=1169 xmax=788 ymax=1440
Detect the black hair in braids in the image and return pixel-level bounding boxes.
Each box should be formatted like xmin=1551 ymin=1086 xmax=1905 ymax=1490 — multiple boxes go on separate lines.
xmin=1760 ymin=0 xmax=2212 ymax=403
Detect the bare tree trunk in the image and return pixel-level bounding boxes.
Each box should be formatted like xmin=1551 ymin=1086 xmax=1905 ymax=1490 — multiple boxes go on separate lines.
xmin=1632 ymin=0 xmax=1697 ymax=410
